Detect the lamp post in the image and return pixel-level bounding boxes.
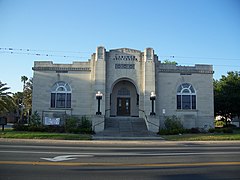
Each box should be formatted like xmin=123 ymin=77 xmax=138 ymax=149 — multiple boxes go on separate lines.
xmin=150 ymin=91 xmax=156 ymax=115
xmin=96 ymin=91 xmax=103 ymax=115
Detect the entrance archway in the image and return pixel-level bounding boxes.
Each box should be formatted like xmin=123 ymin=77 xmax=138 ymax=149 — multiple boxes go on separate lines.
xmin=110 ymin=79 xmax=139 ymax=117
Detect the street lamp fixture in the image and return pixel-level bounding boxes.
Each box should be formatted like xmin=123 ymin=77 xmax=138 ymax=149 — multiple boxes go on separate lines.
xmin=150 ymin=91 xmax=156 ymax=115
xmin=96 ymin=91 xmax=103 ymax=115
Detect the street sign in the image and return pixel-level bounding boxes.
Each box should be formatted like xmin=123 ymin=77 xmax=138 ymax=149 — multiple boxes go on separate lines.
xmin=0 ymin=117 xmax=7 ymax=131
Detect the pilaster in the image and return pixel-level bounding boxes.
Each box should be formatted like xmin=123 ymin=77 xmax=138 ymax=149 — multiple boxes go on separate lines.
xmin=92 ymin=46 xmax=106 ymax=115
xmin=143 ymin=48 xmax=156 ymax=115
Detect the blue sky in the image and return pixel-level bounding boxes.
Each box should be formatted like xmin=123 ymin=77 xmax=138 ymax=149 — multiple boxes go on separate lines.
xmin=0 ymin=0 xmax=239 ymax=93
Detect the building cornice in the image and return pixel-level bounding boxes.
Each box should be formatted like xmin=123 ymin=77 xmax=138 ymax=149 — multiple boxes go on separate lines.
xmin=158 ymin=68 xmax=214 ymax=74
xmin=157 ymin=64 xmax=214 ymax=74
xmin=32 ymin=67 xmax=91 ymax=71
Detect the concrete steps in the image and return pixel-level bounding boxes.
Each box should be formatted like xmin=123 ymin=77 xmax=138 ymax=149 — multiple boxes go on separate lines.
xmin=93 ymin=117 xmax=161 ymax=140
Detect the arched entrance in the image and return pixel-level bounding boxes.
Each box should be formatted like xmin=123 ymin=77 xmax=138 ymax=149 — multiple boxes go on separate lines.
xmin=110 ymin=79 xmax=139 ymax=117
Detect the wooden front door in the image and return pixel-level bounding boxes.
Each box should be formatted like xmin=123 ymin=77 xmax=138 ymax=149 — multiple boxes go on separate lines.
xmin=117 ymin=98 xmax=130 ymax=116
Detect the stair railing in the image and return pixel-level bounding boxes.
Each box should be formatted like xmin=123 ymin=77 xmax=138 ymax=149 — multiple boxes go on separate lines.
xmin=93 ymin=120 xmax=105 ymax=132
xmin=139 ymin=109 xmax=159 ymax=129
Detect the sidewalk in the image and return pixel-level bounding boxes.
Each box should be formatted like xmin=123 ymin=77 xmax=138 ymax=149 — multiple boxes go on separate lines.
xmin=92 ymin=135 xmax=164 ymax=140
xmin=1 ymin=138 xmax=240 ymax=146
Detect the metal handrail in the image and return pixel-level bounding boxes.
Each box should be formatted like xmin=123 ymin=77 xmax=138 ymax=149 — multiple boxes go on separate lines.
xmin=105 ymin=109 xmax=111 ymax=113
xmin=93 ymin=120 xmax=105 ymax=131
xmin=139 ymin=109 xmax=159 ymax=128
xmin=92 ymin=109 xmax=112 ymax=131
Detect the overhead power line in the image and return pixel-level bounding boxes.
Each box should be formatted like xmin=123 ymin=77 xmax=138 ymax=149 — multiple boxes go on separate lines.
xmin=0 ymin=48 xmax=88 ymax=59
xmin=0 ymin=47 xmax=91 ymax=54
xmin=1 ymin=47 xmax=240 ymax=68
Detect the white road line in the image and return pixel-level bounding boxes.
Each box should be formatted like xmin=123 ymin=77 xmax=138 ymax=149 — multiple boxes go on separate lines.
xmin=0 ymin=144 xmax=239 ymax=151
xmin=1 ymin=150 xmax=240 ymax=157
xmin=41 ymin=155 xmax=94 ymax=162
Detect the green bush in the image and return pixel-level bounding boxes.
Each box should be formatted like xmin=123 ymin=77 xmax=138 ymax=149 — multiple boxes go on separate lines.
xmin=223 ymin=124 xmax=237 ymax=128
xmin=13 ymin=111 xmax=42 ymax=131
xmin=208 ymin=127 xmax=233 ymax=134
xmin=45 ymin=125 xmax=65 ymax=133
xmin=164 ymin=115 xmax=183 ymax=130
xmin=29 ymin=111 xmax=41 ymax=128
xmin=159 ymin=115 xmax=184 ymax=135
xmin=208 ymin=128 xmax=215 ymax=133
xmin=159 ymin=128 xmax=185 ymax=135
xmin=13 ymin=114 xmax=93 ymax=134
xmin=190 ymin=128 xmax=201 ymax=134
xmin=79 ymin=116 xmax=93 ymax=134
xmin=65 ymin=116 xmax=79 ymax=133
xmin=12 ymin=123 xmax=29 ymax=131
xmin=65 ymin=116 xmax=93 ymax=134
xmin=222 ymin=128 xmax=233 ymax=133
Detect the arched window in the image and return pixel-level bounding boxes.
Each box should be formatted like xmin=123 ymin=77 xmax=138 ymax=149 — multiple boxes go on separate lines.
xmin=177 ymin=83 xmax=196 ymax=110
xmin=50 ymin=81 xmax=71 ymax=108
xmin=118 ymin=87 xmax=130 ymax=96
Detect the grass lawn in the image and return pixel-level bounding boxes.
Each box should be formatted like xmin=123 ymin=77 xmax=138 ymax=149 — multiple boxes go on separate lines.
xmin=0 ymin=129 xmax=92 ymax=140
xmin=1 ymin=129 xmax=240 ymax=141
xmin=162 ymin=132 xmax=240 ymax=141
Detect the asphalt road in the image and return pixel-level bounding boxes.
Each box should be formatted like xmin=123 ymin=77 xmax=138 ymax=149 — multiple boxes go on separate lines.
xmin=0 ymin=139 xmax=240 ymax=180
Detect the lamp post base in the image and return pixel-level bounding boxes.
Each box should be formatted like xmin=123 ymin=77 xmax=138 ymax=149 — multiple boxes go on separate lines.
xmin=150 ymin=112 xmax=156 ymax=116
xmin=96 ymin=112 xmax=102 ymax=115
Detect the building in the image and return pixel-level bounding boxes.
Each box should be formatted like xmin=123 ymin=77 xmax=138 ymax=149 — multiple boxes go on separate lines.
xmin=32 ymin=46 xmax=214 ymax=133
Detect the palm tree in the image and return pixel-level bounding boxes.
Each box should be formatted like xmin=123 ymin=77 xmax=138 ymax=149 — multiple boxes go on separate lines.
xmin=12 ymin=92 xmax=24 ymax=120
xmin=0 ymin=81 xmax=14 ymax=115
xmin=20 ymin=76 xmax=29 ymax=123
xmin=21 ymin=76 xmax=28 ymax=92
xmin=23 ymin=77 xmax=33 ymax=120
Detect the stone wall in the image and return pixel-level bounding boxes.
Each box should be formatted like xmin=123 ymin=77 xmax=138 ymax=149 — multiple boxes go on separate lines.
xmin=156 ymin=63 xmax=214 ymax=129
xmin=32 ymin=61 xmax=92 ymax=120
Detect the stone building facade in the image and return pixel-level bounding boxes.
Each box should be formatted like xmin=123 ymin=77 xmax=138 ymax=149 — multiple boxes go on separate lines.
xmin=32 ymin=46 xmax=214 ymax=132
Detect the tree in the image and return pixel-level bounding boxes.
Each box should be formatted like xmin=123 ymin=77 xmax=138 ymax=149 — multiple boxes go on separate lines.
xmin=0 ymin=81 xmax=14 ymax=116
xmin=18 ymin=76 xmax=32 ymax=123
xmin=21 ymin=76 xmax=28 ymax=92
xmin=23 ymin=77 xmax=32 ymax=116
xmin=12 ymin=92 xmax=24 ymax=120
xmin=214 ymin=71 xmax=240 ymax=125
xmin=162 ymin=59 xmax=178 ymax=65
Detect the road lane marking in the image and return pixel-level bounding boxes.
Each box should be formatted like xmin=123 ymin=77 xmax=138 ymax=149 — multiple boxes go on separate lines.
xmin=41 ymin=155 xmax=94 ymax=162
xmin=0 ymin=161 xmax=240 ymax=167
xmin=1 ymin=144 xmax=240 ymax=151
xmin=1 ymin=150 xmax=240 ymax=157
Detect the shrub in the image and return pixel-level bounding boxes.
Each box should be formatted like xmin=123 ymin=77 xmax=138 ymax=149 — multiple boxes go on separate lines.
xmin=45 ymin=125 xmax=65 ymax=133
xmin=164 ymin=115 xmax=183 ymax=130
xmin=79 ymin=116 xmax=93 ymax=134
xmin=13 ymin=114 xmax=93 ymax=134
xmin=190 ymin=128 xmax=201 ymax=134
xmin=159 ymin=115 xmax=184 ymax=135
xmin=12 ymin=123 xmax=29 ymax=131
xmin=222 ymin=127 xmax=233 ymax=133
xmin=64 ymin=116 xmax=93 ymax=134
xmin=208 ymin=127 xmax=233 ymax=134
xmin=65 ymin=116 xmax=79 ymax=133
xmin=223 ymin=124 xmax=237 ymax=128
xmin=29 ymin=111 xmax=41 ymax=128
xmin=208 ymin=128 xmax=215 ymax=133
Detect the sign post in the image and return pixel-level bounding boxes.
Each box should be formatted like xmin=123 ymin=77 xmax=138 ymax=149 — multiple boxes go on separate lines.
xmin=0 ymin=117 xmax=7 ymax=131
